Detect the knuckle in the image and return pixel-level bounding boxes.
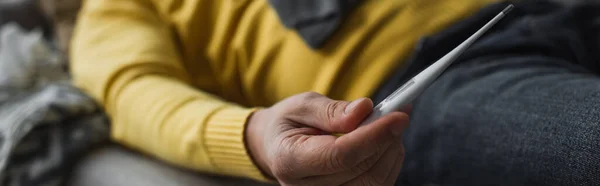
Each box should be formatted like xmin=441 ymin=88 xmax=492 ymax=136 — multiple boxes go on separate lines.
xmin=298 ymin=91 xmax=321 ymax=99
xmin=284 ymin=92 xmax=322 ymax=114
xmin=325 ymin=101 xmax=343 ymax=126
xmin=281 ymin=103 xmax=302 ymax=115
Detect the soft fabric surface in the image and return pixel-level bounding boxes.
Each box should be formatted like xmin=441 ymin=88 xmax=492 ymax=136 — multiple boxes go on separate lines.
xmin=68 ymin=146 xmax=275 ymax=186
xmin=0 ymin=23 xmax=109 ymax=186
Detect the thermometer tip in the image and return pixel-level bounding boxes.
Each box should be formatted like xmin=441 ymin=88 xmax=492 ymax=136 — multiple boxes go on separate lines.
xmin=502 ymin=4 xmax=514 ymax=14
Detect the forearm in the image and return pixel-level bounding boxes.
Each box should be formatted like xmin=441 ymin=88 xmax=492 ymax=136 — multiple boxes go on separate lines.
xmin=70 ymin=0 xmax=270 ymax=181
xmin=109 ymin=74 xmax=264 ymax=177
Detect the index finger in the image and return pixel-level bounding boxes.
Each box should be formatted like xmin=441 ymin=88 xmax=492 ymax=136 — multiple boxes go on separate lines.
xmin=283 ymin=113 xmax=408 ymax=177
xmin=332 ymin=112 xmax=409 ymax=170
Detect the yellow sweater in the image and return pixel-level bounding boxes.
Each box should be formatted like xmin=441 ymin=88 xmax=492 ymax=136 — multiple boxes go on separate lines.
xmin=71 ymin=0 xmax=495 ymax=182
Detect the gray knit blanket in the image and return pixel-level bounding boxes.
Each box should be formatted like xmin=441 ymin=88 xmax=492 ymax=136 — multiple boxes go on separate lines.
xmin=0 ymin=23 xmax=109 ymax=186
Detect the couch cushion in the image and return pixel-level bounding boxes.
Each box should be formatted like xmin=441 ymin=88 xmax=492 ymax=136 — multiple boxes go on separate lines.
xmin=67 ymin=145 xmax=277 ymax=186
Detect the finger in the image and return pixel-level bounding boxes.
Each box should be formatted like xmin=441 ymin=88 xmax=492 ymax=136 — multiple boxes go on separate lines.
xmin=384 ymin=145 xmax=405 ymax=186
xmin=281 ymin=134 xmax=338 ymax=177
xmin=367 ymin=139 xmax=404 ymax=185
xmin=299 ymin=140 xmax=394 ymax=185
xmin=400 ymin=104 xmax=412 ymax=115
xmin=279 ymin=112 xmax=407 ymax=178
xmin=286 ymin=92 xmax=374 ymax=133
xmin=303 ymin=140 xmax=399 ymax=186
xmin=339 ymin=144 xmax=402 ymax=186
xmin=332 ymin=112 xmax=409 ymax=171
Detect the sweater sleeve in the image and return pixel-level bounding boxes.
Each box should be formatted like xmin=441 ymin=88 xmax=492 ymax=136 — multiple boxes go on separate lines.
xmin=70 ymin=0 xmax=270 ymax=181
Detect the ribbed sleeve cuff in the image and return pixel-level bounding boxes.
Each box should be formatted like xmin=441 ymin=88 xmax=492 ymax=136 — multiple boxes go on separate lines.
xmin=203 ymin=107 xmax=275 ymax=183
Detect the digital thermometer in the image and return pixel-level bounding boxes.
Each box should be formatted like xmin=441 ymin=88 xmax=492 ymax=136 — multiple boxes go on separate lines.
xmin=359 ymin=4 xmax=514 ymax=127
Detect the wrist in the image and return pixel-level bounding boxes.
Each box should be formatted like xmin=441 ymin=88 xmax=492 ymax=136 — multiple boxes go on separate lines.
xmin=245 ymin=108 xmax=274 ymax=178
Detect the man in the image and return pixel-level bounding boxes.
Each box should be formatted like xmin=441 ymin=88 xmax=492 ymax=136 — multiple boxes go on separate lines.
xmin=71 ymin=0 xmax=600 ymax=185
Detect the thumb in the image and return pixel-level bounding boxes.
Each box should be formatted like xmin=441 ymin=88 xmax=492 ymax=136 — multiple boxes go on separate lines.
xmin=286 ymin=93 xmax=373 ymax=133
xmin=339 ymin=98 xmax=375 ymax=131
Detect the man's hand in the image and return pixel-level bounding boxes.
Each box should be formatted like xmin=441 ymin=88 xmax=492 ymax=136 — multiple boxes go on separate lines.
xmin=246 ymin=92 xmax=410 ymax=186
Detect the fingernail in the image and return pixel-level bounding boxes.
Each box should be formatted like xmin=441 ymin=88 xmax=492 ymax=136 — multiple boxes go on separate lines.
xmin=344 ymin=99 xmax=363 ymax=115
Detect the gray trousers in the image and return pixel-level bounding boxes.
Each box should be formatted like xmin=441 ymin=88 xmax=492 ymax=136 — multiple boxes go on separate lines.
xmin=398 ymin=2 xmax=600 ymax=185
xmin=400 ymin=55 xmax=600 ymax=186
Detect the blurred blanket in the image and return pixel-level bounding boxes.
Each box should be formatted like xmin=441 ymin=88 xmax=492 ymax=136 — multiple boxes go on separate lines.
xmin=0 ymin=23 xmax=109 ymax=186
